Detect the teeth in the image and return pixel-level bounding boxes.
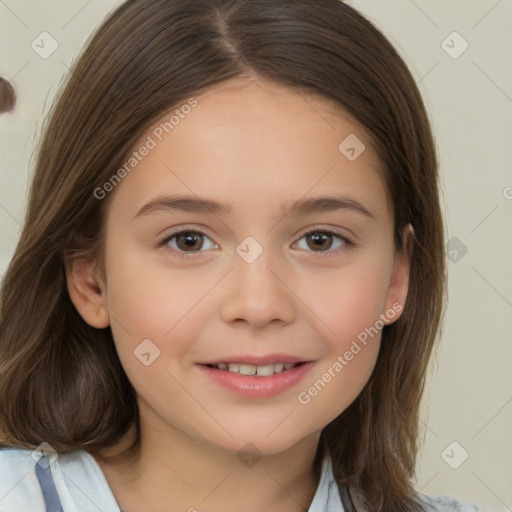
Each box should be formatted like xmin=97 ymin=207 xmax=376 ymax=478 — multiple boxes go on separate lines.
xmin=214 ymin=362 xmax=298 ymax=375
xmin=239 ymin=364 xmax=256 ymax=376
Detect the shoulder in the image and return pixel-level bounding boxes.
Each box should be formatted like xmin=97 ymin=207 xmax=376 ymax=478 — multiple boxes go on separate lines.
xmin=0 ymin=445 xmax=120 ymax=511
xmin=346 ymin=485 xmax=486 ymax=512
xmin=418 ymin=493 xmax=487 ymax=512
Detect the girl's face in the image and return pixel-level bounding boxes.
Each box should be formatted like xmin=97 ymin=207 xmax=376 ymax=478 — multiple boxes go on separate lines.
xmin=73 ymin=78 xmax=411 ymax=456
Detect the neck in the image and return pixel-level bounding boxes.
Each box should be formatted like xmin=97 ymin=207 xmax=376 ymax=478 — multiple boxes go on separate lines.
xmin=94 ymin=401 xmax=324 ymax=512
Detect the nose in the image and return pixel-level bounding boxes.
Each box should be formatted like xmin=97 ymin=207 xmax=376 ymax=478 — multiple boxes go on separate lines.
xmin=220 ymin=246 xmax=297 ymax=329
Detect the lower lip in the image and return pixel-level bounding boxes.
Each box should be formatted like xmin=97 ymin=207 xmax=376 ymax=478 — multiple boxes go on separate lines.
xmin=197 ymin=362 xmax=315 ymax=399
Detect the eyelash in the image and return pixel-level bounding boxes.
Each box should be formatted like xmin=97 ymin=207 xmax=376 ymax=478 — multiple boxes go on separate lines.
xmin=159 ymin=227 xmax=356 ymax=261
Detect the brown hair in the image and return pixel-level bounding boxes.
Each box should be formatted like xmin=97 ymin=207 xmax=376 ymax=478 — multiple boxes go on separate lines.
xmin=0 ymin=1 xmax=445 ymax=510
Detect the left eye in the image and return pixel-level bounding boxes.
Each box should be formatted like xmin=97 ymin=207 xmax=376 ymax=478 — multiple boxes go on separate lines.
xmin=162 ymin=231 xmax=217 ymax=253
xmin=294 ymin=230 xmax=350 ymax=253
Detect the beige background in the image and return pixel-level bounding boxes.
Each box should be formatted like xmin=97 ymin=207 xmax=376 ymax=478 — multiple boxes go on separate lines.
xmin=0 ymin=1 xmax=511 ymax=510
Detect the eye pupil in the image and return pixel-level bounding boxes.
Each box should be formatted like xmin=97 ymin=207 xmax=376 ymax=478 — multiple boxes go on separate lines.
xmin=308 ymin=232 xmax=332 ymax=251
xmin=177 ymin=232 xmax=202 ymax=251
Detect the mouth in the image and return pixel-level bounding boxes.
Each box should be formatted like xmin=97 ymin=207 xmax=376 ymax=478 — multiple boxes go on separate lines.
xmin=198 ymin=360 xmax=315 ymax=398
xmin=201 ymin=361 xmax=306 ymax=377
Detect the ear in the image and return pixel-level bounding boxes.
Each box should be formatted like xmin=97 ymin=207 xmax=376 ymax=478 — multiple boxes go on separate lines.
xmin=65 ymin=258 xmax=110 ymax=329
xmin=382 ymin=223 xmax=414 ymax=325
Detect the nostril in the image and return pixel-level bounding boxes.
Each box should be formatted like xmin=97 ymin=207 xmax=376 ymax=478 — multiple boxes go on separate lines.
xmin=0 ymin=77 xmax=16 ymax=114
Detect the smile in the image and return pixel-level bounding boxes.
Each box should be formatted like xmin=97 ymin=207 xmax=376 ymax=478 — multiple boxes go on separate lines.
xmin=205 ymin=362 xmax=302 ymax=376
xmin=198 ymin=361 xmax=314 ymax=398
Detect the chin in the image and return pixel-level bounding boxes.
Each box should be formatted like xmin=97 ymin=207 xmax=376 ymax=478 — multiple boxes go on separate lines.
xmin=203 ymin=425 xmax=318 ymax=459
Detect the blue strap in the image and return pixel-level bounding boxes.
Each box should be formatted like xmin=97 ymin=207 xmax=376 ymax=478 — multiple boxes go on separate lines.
xmin=35 ymin=455 xmax=64 ymax=512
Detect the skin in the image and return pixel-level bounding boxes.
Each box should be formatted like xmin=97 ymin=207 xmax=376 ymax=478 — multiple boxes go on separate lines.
xmin=67 ymin=77 xmax=412 ymax=512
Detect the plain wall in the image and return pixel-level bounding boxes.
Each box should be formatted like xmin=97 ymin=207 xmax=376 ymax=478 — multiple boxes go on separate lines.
xmin=0 ymin=1 xmax=510 ymax=510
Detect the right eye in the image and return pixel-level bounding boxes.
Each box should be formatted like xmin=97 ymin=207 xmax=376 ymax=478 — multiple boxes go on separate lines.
xmin=160 ymin=229 xmax=218 ymax=259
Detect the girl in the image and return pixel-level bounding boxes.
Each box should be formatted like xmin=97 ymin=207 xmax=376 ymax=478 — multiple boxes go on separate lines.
xmin=0 ymin=1 xmax=485 ymax=511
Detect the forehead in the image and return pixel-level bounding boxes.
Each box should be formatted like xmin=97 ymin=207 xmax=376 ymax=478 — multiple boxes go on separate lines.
xmin=108 ymin=77 xmax=391 ymax=222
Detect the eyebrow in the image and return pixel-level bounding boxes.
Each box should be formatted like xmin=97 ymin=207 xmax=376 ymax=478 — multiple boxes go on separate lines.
xmin=133 ymin=194 xmax=376 ymax=221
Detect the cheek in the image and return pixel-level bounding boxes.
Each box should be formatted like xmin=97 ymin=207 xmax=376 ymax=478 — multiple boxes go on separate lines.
xmin=106 ymin=227 xmax=208 ymax=318
xmin=291 ymin=258 xmax=389 ymax=413
xmin=296 ymin=256 xmax=391 ymax=349
xmin=103 ymin=249 xmax=206 ymax=409
xmin=103 ymin=239 xmax=203 ymax=359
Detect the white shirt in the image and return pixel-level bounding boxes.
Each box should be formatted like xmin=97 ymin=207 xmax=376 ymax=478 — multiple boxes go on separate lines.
xmin=0 ymin=446 xmax=484 ymax=511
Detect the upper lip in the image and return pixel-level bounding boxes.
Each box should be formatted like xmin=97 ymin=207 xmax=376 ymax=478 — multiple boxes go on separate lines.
xmin=199 ymin=354 xmax=312 ymax=366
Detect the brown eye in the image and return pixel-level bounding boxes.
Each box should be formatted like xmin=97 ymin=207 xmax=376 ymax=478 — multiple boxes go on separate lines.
xmin=162 ymin=230 xmax=217 ymax=257
xmin=306 ymin=232 xmax=334 ymax=251
xmin=294 ymin=229 xmax=353 ymax=258
xmin=0 ymin=78 xmax=16 ymax=113
xmin=175 ymin=232 xmax=204 ymax=251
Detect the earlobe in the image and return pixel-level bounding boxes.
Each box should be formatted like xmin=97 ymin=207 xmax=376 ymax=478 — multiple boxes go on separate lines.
xmin=66 ymin=258 xmax=110 ymax=329
xmin=382 ymin=224 xmax=414 ymax=324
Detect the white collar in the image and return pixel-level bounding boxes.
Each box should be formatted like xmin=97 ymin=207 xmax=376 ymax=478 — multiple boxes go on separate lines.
xmin=307 ymin=452 xmax=345 ymax=511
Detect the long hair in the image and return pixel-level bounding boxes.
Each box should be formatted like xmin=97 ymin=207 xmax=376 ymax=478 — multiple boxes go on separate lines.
xmin=0 ymin=1 xmax=445 ymax=510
